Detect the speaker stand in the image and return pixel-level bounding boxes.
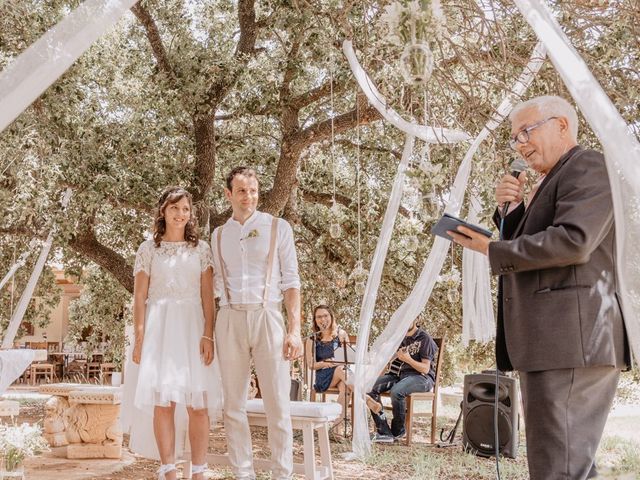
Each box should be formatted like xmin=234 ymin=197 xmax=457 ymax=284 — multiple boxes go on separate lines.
xmin=436 ymin=401 xmax=463 ymax=448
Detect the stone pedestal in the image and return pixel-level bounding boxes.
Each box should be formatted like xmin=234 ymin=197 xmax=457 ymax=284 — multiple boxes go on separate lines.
xmin=39 ymin=384 xmax=122 ymax=459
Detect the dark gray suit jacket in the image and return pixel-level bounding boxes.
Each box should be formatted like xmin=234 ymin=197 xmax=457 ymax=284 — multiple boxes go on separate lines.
xmin=489 ymin=146 xmax=629 ymax=372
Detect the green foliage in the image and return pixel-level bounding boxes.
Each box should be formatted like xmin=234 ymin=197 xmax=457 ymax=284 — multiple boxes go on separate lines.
xmin=67 ymin=266 xmax=130 ymax=369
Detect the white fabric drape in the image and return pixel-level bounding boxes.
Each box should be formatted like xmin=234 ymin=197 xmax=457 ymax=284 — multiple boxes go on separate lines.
xmin=0 ymin=0 xmax=136 ymax=133
xmin=350 ymin=135 xmax=414 ymax=456
xmin=0 ymin=350 xmax=36 ymax=396
xmin=462 ymin=193 xmax=494 ymax=345
xmin=343 ymin=41 xmax=471 ymax=144
xmin=1 ymin=190 xmax=71 ymax=349
xmin=348 ymin=42 xmax=546 ymax=458
xmin=0 ymin=264 xmax=22 ymax=293
xmin=1 ymin=232 xmax=53 ymax=349
xmin=0 ymin=240 xmax=38 ymax=292
xmin=514 ymin=0 xmax=640 ymax=363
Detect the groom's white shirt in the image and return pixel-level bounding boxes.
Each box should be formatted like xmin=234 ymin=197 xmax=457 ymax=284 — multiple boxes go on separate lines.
xmin=212 ymin=210 xmax=300 ymax=305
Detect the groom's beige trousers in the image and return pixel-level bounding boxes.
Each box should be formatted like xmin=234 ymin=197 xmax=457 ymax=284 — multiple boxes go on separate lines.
xmin=216 ymin=303 xmax=292 ymax=480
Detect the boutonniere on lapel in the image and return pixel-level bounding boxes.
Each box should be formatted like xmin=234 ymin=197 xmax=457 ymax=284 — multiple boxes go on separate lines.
xmin=243 ymin=229 xmax=260 ymax=240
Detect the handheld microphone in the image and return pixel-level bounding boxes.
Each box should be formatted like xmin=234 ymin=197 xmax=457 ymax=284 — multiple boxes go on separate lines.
xmin=500 ymin=158 xmax=528 ymax=218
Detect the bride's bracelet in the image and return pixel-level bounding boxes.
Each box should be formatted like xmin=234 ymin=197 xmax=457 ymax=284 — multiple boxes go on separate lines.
xmin=201 ymin=335 xmax=214 ymax=342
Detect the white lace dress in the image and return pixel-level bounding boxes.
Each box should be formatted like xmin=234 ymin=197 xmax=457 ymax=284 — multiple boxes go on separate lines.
xmin=121 ymin=239 xmax=223 ymax=460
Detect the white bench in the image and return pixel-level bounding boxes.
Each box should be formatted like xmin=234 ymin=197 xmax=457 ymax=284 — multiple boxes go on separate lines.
xmin=198 ymin=400 xmax=341 ymax=480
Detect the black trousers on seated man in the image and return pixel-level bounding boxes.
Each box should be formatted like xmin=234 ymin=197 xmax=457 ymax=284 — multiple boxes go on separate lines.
xmin=368 ymin=373 xmax=433 ymax=437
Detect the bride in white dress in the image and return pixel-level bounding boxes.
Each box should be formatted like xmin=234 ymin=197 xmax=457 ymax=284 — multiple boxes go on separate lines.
xmin=123 ymin=186 xmax=222 ymax=480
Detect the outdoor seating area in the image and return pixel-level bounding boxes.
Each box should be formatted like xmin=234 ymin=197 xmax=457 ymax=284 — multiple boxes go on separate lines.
xmin=11 ymin=342 xmax=116 ymax=386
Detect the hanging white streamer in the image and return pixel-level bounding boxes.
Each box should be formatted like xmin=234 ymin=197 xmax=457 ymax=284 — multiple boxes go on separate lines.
xmin=342 ymin=41 xmax=471 ymax=144
xmin=462 ymin=194 xmax=494 ymax=345
xmin=0 ymin=260 xmax=26 ymax=292
xmin=0 ymin=239 xmax=39 ymax=292
xmin=514 ymin=0 xmax=640 ymax=363
xmin=348 ymin=42 xmax=547 ymax=458
xmin=350 ymin=135 xmax=414 ymax=456
xmin=1 ymin=231 xmax=53 ymax=349
xmin=0 ymin=0 xmax=137 ymax=133
xmin=0 ymin=189 xmax=72 ymax=350
xmin=0 ymin=350 xmax=36 ymax=396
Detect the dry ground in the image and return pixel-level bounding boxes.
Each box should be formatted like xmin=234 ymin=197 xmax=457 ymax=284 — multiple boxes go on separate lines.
xmin=14 ymin=396 xmax=640 ymax=479
xmin=17 ymin=400 xmax=523 ymax=480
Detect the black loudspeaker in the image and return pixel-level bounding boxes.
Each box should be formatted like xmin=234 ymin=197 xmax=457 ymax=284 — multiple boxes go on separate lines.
xmin=462 ymin=371 xmax=519 ymax=459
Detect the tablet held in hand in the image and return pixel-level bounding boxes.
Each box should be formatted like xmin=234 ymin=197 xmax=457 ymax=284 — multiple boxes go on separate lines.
xmin=431 ymin=213 xmax=493 ymax=241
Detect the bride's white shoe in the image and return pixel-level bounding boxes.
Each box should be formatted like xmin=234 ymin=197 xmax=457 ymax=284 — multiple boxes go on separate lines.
xmin=157 ymin=463 xmax=176 ymax=480
xmin=191 ymin=463 xmax=208 ymax=478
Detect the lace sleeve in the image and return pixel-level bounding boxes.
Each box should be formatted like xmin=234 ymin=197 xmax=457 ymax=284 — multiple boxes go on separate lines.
xmin=133 ymin=241 xmax=153 ymax=276
xmin=199 ymin=240 xmax=214 ymax=273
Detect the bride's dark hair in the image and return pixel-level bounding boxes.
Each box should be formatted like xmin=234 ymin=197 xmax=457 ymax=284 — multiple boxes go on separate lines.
xmin=153 ymin=186 xmax=199 ymax=247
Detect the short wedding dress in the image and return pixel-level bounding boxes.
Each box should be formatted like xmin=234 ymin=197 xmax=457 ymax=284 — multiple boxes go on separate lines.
xmin=121 ymin=239 xmax=223 ymax=460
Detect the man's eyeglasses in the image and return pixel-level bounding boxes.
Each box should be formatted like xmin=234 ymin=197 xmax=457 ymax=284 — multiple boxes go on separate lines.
xmin=509 ymin=117 xmax=558 ymax=150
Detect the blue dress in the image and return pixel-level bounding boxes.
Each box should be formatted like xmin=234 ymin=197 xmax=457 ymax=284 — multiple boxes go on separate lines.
xmin=313 ymin=336 xmax=340 ymax=392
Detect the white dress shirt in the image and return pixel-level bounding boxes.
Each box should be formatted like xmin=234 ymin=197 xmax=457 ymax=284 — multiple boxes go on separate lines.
xmin=212 ymin=210 xmax=301 ymax=305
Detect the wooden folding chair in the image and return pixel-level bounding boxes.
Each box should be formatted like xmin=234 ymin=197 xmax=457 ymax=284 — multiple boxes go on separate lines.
xmin=305 ymin=335 xmax=357 ymax=433
xmin=404 ymin=336 xmax=446 ymax=445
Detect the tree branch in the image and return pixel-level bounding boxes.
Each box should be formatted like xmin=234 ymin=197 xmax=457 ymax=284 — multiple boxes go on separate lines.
xmin=335 ymin=139 xmax=402 ymax=160
xmin=130 ymin=3 xmax=176 ymax=86
xmin=0 ymin=226 xmax=43 ymax=239
xmin=191 ymin=116 xmax=216 ymax=205
xmin=300 ymin=188 xmax=352 ymax=209
xmin=290 ymin=78 xmax=346 ymax=111
xmin=300 ymin=188 xmax=411 ymax=218
xmin=279 ymin=35 xmax=303 ymax=131
xmin=69 ymin=227 xmax=134 ymax=294
xmin=261 ymin=99 xmax=381 ymax=216
xmin=204 ymin=0 xmax=258 ymax=109
xmin=291 ymin=101 xmax=381 ymax=152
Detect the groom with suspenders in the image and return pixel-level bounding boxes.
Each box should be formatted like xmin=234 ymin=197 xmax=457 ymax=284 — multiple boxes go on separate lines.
xmin=212 ymin=166 xmax=302 ymax=480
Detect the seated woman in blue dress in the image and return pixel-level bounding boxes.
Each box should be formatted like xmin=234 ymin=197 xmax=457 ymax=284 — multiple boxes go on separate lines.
xmin=305 ymin=305 xmax=351 ymax=420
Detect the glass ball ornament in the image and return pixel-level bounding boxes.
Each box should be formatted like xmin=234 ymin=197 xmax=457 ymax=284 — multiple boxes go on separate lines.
xmin=355 ymin=280 xmax=367 ymax=295
xmin=400 ymin=42 xmax=434 ymax=86
xmin=447 ymin=288 xmax=459 ymax=304
xmin=418 ymin=144 xmax=432 ymax=173
xmin=329 ymin=222 xmax=342 ymax=239
xmin=350 ymin=260 xmax=368 ymax=282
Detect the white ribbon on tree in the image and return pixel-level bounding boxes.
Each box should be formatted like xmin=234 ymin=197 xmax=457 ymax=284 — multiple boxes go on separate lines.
xmin=1 ymin=189 xmax=71 ymax=349
xmin=0 ymin=0 xmax=137 ymax=133
xmin=0 ymin=242 xmax=36 ymax=292
xmin=514 ymin=0 xmax=640 ymax=363
xmin=0 ymin=350 xmax=36 ymax=395
xmin=346 ymin=40 xmax=546 ymax=458
xmin=343 ymin=41 xmax=471 ymax=144
xmin=1 ymin=231 xmax=54 ymax=349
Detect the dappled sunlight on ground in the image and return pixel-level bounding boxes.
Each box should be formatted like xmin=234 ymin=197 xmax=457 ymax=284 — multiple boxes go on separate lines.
xmin=6 ymin=388 xmax=640 ymax=480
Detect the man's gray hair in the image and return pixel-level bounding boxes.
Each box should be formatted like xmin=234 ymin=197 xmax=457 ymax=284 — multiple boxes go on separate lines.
xmin=509 ymin=95 xmax=579 ymax=140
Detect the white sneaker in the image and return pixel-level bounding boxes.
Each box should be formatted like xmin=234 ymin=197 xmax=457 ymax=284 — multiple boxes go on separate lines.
xmin=372 ymin=432 xmax=394 ymax=443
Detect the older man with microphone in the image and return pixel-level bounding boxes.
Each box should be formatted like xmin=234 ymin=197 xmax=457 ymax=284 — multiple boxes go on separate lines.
xmin=449 ymin=95 xmax=629 ymax=480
